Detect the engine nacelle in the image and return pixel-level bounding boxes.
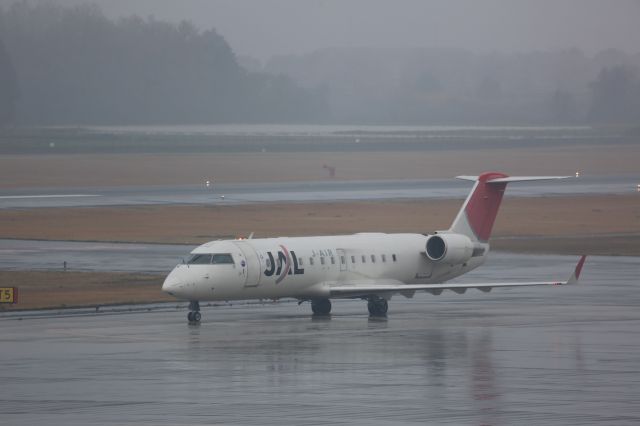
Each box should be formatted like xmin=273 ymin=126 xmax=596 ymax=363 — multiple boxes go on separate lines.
xmin=425 ymin=233 xmax=474 ymax=265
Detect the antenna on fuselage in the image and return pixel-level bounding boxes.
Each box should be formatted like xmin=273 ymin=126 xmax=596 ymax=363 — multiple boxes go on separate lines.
xmin=248 ymin=232 xmax=254 ymax=240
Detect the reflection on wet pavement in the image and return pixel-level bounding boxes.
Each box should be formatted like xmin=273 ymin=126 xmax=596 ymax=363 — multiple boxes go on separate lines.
xmin=1 ymin=254 xmax=639 ymax=425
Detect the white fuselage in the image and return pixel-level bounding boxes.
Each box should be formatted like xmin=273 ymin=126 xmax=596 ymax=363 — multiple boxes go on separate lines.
xmin=162 ymin=233 xmax=488 ymax=302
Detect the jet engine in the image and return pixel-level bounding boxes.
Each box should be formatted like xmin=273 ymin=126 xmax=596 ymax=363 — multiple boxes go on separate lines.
xmin=425 ymin=233 xmax=474 ymax=264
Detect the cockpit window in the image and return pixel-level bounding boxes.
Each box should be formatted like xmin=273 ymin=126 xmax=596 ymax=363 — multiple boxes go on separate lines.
xmin=212 ymin=254 xmax=234 ymax=264
xmin=187 ymin=254 xmax=212 ymax=265
xmin=187 ymin=253 xmax=234 ymax=265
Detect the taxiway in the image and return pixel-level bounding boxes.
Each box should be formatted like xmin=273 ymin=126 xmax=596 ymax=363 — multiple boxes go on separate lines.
xmin=1 ymin=254 xmax=639 ymax=425
xmin=1 ymin=175 xmax=637 ymax=209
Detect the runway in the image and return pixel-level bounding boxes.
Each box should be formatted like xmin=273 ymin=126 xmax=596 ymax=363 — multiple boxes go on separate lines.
xmin=1 ymin=174 xmax=638 ymax=209
xmin=0 ymin=239 xmax=189 ymax=273
xmin=1 ymin=254 xmax=639 ymax=425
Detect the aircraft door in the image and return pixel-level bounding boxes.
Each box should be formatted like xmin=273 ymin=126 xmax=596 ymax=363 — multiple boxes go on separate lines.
xmin=336 ymin=248 xmax=348 ymax=272
xmin=233 ymin=241 xmax=261 ymax=287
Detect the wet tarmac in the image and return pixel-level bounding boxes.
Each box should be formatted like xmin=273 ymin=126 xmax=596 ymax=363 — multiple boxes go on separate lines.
xmin=1 ymin=254 xmax=639 ymax=425
xmin=1 ymin=174 xmax=638 ymax=209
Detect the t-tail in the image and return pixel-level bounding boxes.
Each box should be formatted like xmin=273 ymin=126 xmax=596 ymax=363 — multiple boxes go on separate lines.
xmin=423 ymin=172 xmax=570 ymax=264
xmin=449 ymin=172 xmax=570 ymax=242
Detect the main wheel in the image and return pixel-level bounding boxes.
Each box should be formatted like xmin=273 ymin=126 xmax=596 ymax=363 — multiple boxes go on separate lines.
xmin=367 ymin=298 xmax=388 ymax=317
xmin=187 ymin=311 xmax=194 ymax=322
xmin=192 ymin=311 xmax=202 ymax=322
xmin=311 ymin=298 xmax=332 ymax=316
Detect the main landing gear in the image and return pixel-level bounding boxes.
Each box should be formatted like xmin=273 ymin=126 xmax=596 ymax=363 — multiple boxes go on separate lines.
xmin=187 ymin=300 xmax=201 ymax=324
xmin=367 ymin=296 xmax=388 ymax=317
xmin=309 ymin=297 xmax=388 ymax=317
xmin=311 ymin=298 xmax=332 ymax=316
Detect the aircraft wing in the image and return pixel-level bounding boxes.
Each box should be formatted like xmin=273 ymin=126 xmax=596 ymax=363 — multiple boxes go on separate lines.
xmin=329 ymin=255 xmax=586 ymax=299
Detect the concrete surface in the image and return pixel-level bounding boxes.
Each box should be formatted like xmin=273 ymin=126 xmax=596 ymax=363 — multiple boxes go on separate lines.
xmin=1 ymin=254 xmax=639 ymax=425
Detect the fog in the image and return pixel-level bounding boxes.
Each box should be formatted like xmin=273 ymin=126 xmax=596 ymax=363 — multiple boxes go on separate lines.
xmin=27 ymin=0 xmax=640 ymax=60
xmin=1 ymin=0 xmax=639 ymax=125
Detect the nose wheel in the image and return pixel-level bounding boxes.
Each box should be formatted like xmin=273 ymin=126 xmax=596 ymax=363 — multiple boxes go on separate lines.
xmin=188 ymin=300 xmax=201 ymax=324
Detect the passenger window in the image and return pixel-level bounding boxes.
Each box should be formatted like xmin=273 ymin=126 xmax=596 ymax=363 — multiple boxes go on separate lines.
xmin=382 ymin=254 xmax=387 ymax=262
xmin=341 ymin=256 xmax=345 ymax=265
xmin=371 ymin=255 xmax=376 ymax=263
xmin=351 ymin=256 xmax=356 ymax=264
xmin=392 ymin=254 xmax=397 ymax=262
xmin=187 ymin=254 xmax=212 ymax=265
xmin=331 ymin=257 xmax=335 ymax=265
xmin=309 ymin=257 xmax=314 ymax=266
xmin=298 ymin=257 xmax=304 ymax=266
xmin=320 ymin=257 xmax=325 ymax=265
xmin=212 ymin=253 xmax=234 ymax=264
xmin=266 ymin=258 xmax=271 ymax=269
xmin=361 ymin=255 xmax=366 ymax=263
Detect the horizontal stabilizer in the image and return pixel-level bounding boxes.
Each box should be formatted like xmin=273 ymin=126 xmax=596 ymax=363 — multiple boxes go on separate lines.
xmin=456 ymin=175 xmax=571 ymax=183
xmin=451 ymin=172 xmax=571 ymax=242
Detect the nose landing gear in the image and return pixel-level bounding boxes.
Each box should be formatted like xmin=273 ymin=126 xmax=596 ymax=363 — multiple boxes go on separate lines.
xmin=187 ymin=300 xmax=201 ymax=324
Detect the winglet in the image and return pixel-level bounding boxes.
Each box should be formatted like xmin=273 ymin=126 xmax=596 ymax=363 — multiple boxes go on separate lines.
xmin=567 ymin=255 xmax=587 ymax=285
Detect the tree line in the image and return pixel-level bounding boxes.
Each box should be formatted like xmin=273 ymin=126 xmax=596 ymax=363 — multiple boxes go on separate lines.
xmin=265 ymin=48 xmax=640 ymax=126
xmin=1 ymin=1 xmax=639 ymax=126
xmin=0 ymin=1 xmax=327 ymax=125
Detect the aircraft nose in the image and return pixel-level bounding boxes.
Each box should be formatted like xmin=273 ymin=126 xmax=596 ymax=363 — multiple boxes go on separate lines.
xmin=162 ymin=268 xmax=181 ymax=295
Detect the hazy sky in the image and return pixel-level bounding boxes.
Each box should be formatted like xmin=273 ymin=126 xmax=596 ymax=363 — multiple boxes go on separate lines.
xmin=8 ymin=0 xmax=640 ymax=60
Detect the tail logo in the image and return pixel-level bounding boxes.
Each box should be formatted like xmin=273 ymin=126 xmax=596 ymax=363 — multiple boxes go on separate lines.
xmin=463 ymin=172 xmax=508 ymax=241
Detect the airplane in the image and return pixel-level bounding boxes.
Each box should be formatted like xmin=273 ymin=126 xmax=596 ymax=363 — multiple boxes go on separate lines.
xmin=162 ymin=171 xmax=586 ymax=323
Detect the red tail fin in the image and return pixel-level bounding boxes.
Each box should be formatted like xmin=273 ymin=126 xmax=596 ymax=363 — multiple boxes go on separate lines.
xmin=450 ymin=172 xmax=508 ymax=242
xmin=449 ymin=172 xmax=570 ymax=242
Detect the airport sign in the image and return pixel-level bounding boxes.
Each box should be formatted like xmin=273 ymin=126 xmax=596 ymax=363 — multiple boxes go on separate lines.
xmin=0 ymin=287 xmax=17 ymax=304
